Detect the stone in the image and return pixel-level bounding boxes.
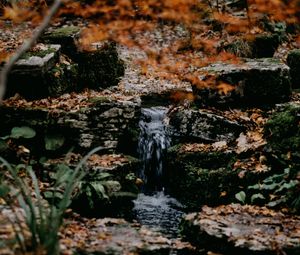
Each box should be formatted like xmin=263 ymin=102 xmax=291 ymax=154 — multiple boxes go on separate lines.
xmin=62 ymin=218 xmax=195 ymax=255
xmin=181 ymin=204 xmax=300 ymax=255
xmin=0 ymin=96 xmax=141 ymax=158
xmin=223 ymin=34 xmax=280 ymax=58
xmin=265 ymin=104 xmax=300 ymax=154
xmin=193 ymin=58 xmax=291 ymax=107
xmin=45 ymin=59 xmax=79 ymax=97
xmin=166 ymin=144 xmax=240 ymax=209
xmin=168 ymin=108 xmax=244 ymax=143
xmin=77 ymin=41 xmax=125 ymax=89
xmin=41 ymin=26 xmax=81 ymax=58
xmin=287 ymin=49 xmax=300 ymax=88
xmin=6 ymin=44 xmax=61 ymax=99
xmin=251 ymin=34 xmax=280 ymax=58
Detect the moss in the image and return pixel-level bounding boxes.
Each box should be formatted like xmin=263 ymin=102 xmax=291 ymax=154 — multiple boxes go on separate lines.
xmin=265 ymin=105 xmax=300 ymax=153
xmin=45 ymin=26 xmax=80 ymax=38
xmin=88 ymin=96 xmax=111 ymax=105
xmin=78 ymin=42 xmax=125 ymax=89
xmin=224 ymin=39 xmax=252 ymax=58
xmin=21 ymin=47 xmax=57 ymax=59
xmin=168 ymin=165 xmax=240 ymax=209
xmin=287 ymin=49 xmax=300 ymax=88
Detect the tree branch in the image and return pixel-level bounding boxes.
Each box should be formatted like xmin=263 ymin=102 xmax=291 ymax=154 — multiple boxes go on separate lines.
xmin=0 ymin=0 xmax=62 ymax=103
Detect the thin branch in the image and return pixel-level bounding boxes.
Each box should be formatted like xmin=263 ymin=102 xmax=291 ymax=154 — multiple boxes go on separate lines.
xmin=0 ymin=0 xmax=62 ymax=103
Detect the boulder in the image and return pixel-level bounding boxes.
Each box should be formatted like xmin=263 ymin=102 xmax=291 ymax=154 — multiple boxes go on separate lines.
xmin=167 ymin=107 xmax=244 ymax=143
xmin=166 ymin=143 xmax=240 ymax=209
xmin=193 ymin=58 xmax=291 ymax=107
xmin=77 ymin=41 xmax=125 ymax=89
xmin=6 ymin=44 xmax=62 ymax=99
xmin=41 ymin=27 xmax=125 ymax=90
xmin=287 ymin=49 xmax=300 ymax=88
xmin=41 ymin=26 xmax=81 ymax=58
xmin=181 ymin=204 xmax=300 ymax=255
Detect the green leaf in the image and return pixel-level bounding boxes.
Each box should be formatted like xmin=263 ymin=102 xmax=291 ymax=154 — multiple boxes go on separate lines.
xmin=251 ymin=193 xmax=265 ymax=203
xmin=248 ymin=184 xmax=261 ymax=190
xmin=267 ymin=197 xmax=287 ymax=207
xmin=90 ymin=183 xmax=108 ymax=199
xmin=10 ymin=126 xmax=36 ymax=139
xmin=275 ymin=180 xmax=299 ymax=193
xmin=44 ymin=134 xmax=65 ymax=151
xmin=235 ymin=191 xmax=246 ymax=204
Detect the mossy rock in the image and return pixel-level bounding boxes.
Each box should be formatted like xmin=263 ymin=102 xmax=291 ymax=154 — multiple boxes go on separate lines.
xmin=46 ymin=62 xmax=79 ymax=97
xmin=264 ymin=104 xmax=300 ymax=156
xmin=77 ymin=41 xmax=125 ymax=89
xmin=194 ymin=58 xmax=291 ymax=107
xmin=166 ymin=145 xmax=240 ymax=209
xmin=41 ymin=26 xmax=81 ymax=58
xmin=251 ymin=34 xmax=280 ymax=58
xmin=6 ymin=44 xmax=62 ymax=99
xmin=287 ymin=49 xmax=300 ymax=88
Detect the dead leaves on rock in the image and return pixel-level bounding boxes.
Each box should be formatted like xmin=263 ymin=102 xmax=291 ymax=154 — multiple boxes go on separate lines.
xmin=3 ymin=89 xmax=136 ymax=112
xmin=184 ymin=204 xmax=300 ymax=254
xmin=236 ymin=130 xmax=266 ymax=154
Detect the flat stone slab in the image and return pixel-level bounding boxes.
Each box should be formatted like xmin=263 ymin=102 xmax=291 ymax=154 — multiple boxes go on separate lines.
xmin=61 ymin=218 xmax=195 ymax=255
xmin=194 ymin=58 xmax=291 ymax=107
xmin=6 ymin=44 xmax=67 ymax=99
xmin=13 ymin=44 xmax=61 ymax=72
xmin=168 ymin=107 xmax=244 ymax=143
xmin=181 ymin=204 xmax=300 ymax=255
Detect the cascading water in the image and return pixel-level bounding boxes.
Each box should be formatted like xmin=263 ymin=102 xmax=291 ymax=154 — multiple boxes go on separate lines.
xmin=137 ymin=107 xmax=170 ymax=191
xmin=133 ymin=107 xmax=184 ymax=237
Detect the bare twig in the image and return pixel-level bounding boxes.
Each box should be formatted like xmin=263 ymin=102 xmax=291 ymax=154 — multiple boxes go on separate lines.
xmin=0 ymin=0 xmax=62 ymax=103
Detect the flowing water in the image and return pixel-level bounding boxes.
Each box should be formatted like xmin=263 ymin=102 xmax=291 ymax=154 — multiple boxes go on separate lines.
xmin=133 ymin=107 xmax=184 ymax=238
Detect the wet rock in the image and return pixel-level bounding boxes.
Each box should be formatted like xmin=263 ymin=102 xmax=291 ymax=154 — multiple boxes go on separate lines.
xmin=77 ymin=41 xmax=125 ymax=89
xmin=181 ymin=204 xmax=300 ymax=255
xmin=62 ymin=218 xmax=195 ymax=255
xmin=287 ymin=49 xmax=300 ymax=88
xmin=6 ymin=44 xmax=62 ymax=99
xmin=166 ymin=143 xmax=240 ymax=209
xmin=41 ymin=26 xmax=81 ymax=58
xmin=194 ymin=58 xmax=291 ymax=107
xmin=168 ymin=108 xmax=244 ymax=143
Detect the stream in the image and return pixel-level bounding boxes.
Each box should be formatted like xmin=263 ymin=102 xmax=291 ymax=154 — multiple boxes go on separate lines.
xmin=133 ymin=107 xmax=184 ymax=238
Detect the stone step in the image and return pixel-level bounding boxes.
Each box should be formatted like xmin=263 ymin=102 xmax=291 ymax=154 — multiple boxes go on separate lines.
xmin=167 ymin=107 xmax=244 ymax=143
xmin=41 ymin=26 xmax=125 ymax=90
xmin=193 ymin=58 xmax=291 ymax=107
xmin=181 ymin=204 xmax=300 ymax=255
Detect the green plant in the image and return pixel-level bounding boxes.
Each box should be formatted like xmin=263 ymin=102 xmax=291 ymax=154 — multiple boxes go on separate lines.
xmin=0 ymin=146 xmax=106 ymax=255
xmin=235 ymin=168 xmax=300 ymax=212
xmin=74 ymin=171 xmax=121 ymax=210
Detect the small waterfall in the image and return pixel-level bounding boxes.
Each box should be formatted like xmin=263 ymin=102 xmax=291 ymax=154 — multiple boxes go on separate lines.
xmin=137 ymin=107 xmax=170 ymax=191
xmin=134 ymin=106 xmax=184 ymax=238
